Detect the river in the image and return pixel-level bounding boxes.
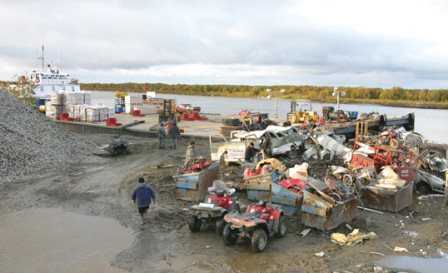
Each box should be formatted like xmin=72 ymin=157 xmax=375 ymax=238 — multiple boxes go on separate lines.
xmin=88 ymin=90 xmax=448 ymax=144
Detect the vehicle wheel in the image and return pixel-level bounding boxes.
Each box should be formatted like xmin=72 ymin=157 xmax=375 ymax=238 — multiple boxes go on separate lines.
xmin=188 ymin=216 xmax=201 ymax=232
xmin=223 ymin=223 xmax=238 ymax=245
xmin=276 ymin=216 xmax=287 ymax=238
xmin=251 ymin=228 xmax=268 ymax=252
xmin=215 ymin=218 xmax=225 ymax=236
xmin=416 ymin=182 xmax=431 ymax=194
xmin=288 ymin=146 xmax=298 ymax=159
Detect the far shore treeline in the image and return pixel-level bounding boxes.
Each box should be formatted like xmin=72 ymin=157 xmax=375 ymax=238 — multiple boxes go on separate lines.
xmin=81 ymin=83 xmax=448 ymax=109
xmin=1 ymin=81 xmax=447 ymax=109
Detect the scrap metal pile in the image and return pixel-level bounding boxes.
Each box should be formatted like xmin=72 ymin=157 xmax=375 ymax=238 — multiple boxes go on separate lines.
xmin=175 ymin=112 xmax=446 ymax=252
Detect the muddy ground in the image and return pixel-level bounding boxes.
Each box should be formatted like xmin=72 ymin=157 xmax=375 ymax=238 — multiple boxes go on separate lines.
xmin=0 ymin=134 xmax=447 ymax=273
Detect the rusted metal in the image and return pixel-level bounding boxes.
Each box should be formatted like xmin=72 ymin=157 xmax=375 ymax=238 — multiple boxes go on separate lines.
xmin=301 ymin=190 xmax=358 ymax=230
xmin=360 ymin=182 xmax=413 ymax=212
xmin=174 ymin=162 xmax=219 ymax=201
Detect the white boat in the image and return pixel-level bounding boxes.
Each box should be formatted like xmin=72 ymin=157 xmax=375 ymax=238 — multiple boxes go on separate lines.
xmin=27 ymin=46 xmax=81 ymax=98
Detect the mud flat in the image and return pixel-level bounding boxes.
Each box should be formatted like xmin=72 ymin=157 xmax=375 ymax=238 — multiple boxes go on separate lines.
xmin=0 ymin=208 xmax=133 ymax=273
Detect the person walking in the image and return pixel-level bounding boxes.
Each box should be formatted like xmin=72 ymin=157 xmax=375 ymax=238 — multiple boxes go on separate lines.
xmin=169 ymin=122 xmax=181 ymax=149
xmin=131 ymin=177 xmax=156 ymax=229
xmin=158 ymin=122 xmax=167 ymax=149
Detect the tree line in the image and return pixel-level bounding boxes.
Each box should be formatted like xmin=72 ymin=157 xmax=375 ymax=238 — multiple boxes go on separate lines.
xmin=81 ymin=83 xmax=448 ymax=107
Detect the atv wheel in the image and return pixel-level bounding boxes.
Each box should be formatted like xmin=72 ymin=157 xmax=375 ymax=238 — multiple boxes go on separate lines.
xmin=215 ymin=218 xmax=225 ymax=236
xmin=188 ymin=216 xmax=201 ymax=232
xmin=223 ymin=224 xmax=238 ymax=245
xmin=251 ymin=228 xmax=268 ymax=252
xmin=276 ymin=216 xmax=287 ymax=238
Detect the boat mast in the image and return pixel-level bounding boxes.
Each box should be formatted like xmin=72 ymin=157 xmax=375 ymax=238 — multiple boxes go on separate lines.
xmin=37 ymin=45 xmax=45 ymax=72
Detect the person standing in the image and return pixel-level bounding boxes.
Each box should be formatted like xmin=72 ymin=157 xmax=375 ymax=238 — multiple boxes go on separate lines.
xmin=131 ymin=177 xmax=156 ymax=229
xmin=169 ymin=122 xmax=181 ymax=149
xmin=185 ymin=141 xmax=197 ymax=164
xmin=245 ymin=142 xmax=259 ymax=163
xmin=158 ymin=122 xmax=167 ymax=149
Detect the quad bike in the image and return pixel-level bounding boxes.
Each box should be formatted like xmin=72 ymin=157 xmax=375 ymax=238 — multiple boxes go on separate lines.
xmin=188 ymin=180 xmax=239 ymax=235
xmin=222 ymin=200 xmax=286 ymax=252
xmin=107 ymin=135 xmax=129 ymax=156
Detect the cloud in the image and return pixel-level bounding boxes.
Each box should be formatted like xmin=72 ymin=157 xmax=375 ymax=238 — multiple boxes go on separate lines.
xmin=0 ymin=0 xmax=447 ymax=88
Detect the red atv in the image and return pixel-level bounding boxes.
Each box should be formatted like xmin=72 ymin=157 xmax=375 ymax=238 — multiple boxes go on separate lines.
xmin=223 ymin=200 xmax=287 ymax=252
xmin=188 ymin=181 xmax=239 ymax=235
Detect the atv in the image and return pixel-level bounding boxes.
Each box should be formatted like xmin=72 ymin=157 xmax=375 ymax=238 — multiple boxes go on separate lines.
xmin=188 ymin=180 xmax=239 ymax=235
xmin=222 ymin=200 xmax=286 ymax=252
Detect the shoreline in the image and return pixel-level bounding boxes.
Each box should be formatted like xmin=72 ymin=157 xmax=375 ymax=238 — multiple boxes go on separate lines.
xmin=84 ymin=89 xmax=448 ymax=110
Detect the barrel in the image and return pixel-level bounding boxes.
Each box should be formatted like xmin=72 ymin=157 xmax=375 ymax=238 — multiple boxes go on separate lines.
xmin=114 ymin=105 xmax=123 ymax=113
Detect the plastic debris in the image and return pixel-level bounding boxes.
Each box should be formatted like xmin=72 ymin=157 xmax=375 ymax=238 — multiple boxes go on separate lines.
xmin=314 ymin=251 xmax=325 ymax=257
xmin=394 ymin=246 xmax=409 ymax=253
xmin=300 ymin=228 xmax=311 ymax=237
xmin=330 ymin=229 xmax=377 ymax=246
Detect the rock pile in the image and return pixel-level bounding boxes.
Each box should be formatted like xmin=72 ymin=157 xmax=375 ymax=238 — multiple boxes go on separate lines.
xmin=0 ymin=90 xmax=105 ymax=184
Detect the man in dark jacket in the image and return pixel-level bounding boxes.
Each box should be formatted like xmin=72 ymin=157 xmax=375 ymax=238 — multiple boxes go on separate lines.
xmin=169 ymin=122 xmax=181 ymax=149
xmin=245 ymin=142 xmax=259 ymax=163
xmin=132 ymin=177 xmax=156 ymax=228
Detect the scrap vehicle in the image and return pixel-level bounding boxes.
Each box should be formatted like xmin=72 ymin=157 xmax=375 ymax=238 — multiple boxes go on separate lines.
xmin=232 ymin=125 xmax=307 ymax=159
xmin=209 ymin=133 xmax=246 ymax=164
xmin=188 ymin=180 xmax=239 ymax=235
xmin=415 ymin=169 xmax=445 ymax=194
xmin=223 ymin=200 xmax=286 ymax=252
xmin=287 ymin=100 xmax=319 ymax=127
xmin=106 ymin=135 xmax=129 ymax=156
xmin=221 ymin=110 xmax=275 ymax=131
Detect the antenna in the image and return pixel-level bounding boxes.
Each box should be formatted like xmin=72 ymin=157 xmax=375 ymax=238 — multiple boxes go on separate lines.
xmin=37 ymin=45 xmax=45 ymax=72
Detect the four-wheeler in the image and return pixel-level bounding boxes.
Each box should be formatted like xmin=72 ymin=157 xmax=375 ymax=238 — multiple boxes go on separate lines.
xmin=188 ymin=181 xmax=239 ymax=235
xmin=222 ymin=200 xmax=286 ymax=252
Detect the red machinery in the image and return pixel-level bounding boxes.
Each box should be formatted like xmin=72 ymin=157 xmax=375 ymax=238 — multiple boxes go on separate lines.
xmin=188 ymin=183 xmax=238 ymax=235
xmin=223 ymin=201 xmax=286 ymax=252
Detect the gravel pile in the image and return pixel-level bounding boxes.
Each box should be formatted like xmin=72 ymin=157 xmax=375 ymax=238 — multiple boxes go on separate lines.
xmin=0 ymin=90 xmax=105 ymax=184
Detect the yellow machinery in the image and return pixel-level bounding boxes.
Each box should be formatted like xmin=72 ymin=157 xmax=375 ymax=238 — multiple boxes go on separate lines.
xmin=287 ymin=100 xmax=319 ymax=125
xmin=114 ymin=91 xmax=128 ymax=113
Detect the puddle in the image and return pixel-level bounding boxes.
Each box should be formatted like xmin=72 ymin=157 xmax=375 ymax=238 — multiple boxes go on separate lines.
xmin=0 ymin=208 xmax=134 ymax=273
xmin=378 ymin=255 xmax=448 ymax=273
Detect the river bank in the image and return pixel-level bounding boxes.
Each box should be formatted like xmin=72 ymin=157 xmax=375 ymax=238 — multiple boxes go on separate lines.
xmin=82 ymin=86 xmax=448 ymax=110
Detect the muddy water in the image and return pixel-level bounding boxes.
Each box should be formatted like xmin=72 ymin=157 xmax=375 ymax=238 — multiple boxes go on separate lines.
xmin=378 ymin=255 xmax=448 ymax=273
xmin=0 ymin=208 xmax=134 ymax=273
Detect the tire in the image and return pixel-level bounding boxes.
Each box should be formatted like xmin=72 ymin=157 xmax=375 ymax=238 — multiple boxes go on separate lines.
xmin=416 ymin=182 xmax=431 ymax=194
xmin=287 ymin=146 xmax=298 ymax=159
xmin=215 ymin=218 xmax=225 ymax=236
xmin=223 ymin=223 xmax=238 ymax=245
xmin=251 ymin=228 xmax=268 ymax=252
xmin=188 ymin=216 xmax=201 ymax=232
xmin=276 ymin=216 xmax=287 ymax=238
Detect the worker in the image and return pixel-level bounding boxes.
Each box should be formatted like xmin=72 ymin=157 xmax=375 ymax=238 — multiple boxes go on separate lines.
xmin=131 ymin=177 xmax=156 ymax=229
xmin=185 ymin=141 xmax=197 ymax=163
xmin=219 ymin=150 xmax=228 ymax=166
xmin=245 ymin=142 xmax=259 ymax=163
xmin=158 ymin=122 xmax=167 ymax=149
xmin=169 ymin=122 xmax=181 ymax=149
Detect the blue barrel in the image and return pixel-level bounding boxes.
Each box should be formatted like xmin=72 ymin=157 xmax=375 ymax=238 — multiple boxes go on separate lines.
xmin=114 ymin=105 xmax=123 ymax=113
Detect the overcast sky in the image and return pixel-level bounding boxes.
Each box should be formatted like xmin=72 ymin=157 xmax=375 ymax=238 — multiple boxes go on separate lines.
xmin=0 ymin=0 xmax=447 ymax=88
